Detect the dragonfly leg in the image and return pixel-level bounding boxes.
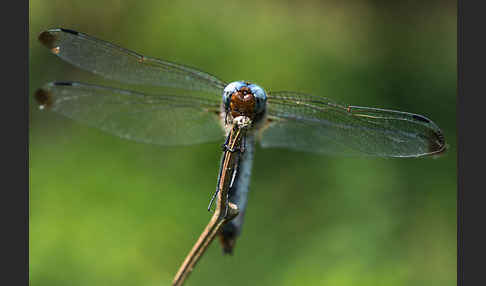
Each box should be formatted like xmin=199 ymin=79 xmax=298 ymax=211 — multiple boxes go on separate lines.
xmin=223 ymin=141 xmax=242 ymax=153
xmin=229 ymin=156 xmax=240 ymax=189
xmin=222 ymin=138 xmax=246 ymax=153
xmin=207 ymin=188 xmax=219 ymax=211
xmin=224 ymin=112 xmax=229 ymax=126
xmin=208 ymin=150 xmax=227 ymax=212
xmin=224 ymin=190 xmax=230 ymax=218
xmin=221 ymin=132 xmax=238 ymax=153
xmin=223 ymin=146 xmax=239 ymax=153
xmin=240 ymin=134 xmax=246 ymax=153
xmin=224 ymin=155 xmax=240 ymax=218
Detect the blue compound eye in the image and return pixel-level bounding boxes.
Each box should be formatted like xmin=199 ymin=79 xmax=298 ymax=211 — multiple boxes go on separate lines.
xmin=222 ymin=81 xmax=245 ymax=110
xmin=222 ymin=81 xmax=267 ymax=115
xmin=248 ymin=83 xmax=267 ymax=114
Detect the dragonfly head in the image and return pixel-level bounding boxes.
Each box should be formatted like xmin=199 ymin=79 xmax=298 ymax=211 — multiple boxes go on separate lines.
xmin=222 ymin=81 xmax=267 ymax=120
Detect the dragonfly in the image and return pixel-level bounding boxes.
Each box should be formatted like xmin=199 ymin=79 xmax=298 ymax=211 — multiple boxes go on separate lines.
xmin=34 ymin=28 xmax=446 ymax=255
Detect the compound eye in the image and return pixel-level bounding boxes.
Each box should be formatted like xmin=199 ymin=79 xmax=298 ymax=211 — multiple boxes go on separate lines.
xmin=222 ymin=89 xmax=231 ymax=110
xmin=222 ymin=81 xmax=245 ymax=110
xmin=248 ymin=84 xmax=267 ymax=114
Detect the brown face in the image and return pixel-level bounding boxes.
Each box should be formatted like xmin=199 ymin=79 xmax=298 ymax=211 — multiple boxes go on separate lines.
xmin=229 ymin=86 xmax=256 ymax=119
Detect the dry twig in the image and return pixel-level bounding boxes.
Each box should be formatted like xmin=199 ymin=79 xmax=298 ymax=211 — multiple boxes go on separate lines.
xmin=172 ymin=117 xmax=251 ymax=286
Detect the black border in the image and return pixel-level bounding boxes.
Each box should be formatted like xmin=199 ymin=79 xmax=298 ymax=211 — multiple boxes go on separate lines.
xmin=458 ymin=1 xmax=486 ymax=285
xmin=3 ymin=0 xmax=29 ymax=285
xmin=457 ymin=1 xmax=463 ymax=284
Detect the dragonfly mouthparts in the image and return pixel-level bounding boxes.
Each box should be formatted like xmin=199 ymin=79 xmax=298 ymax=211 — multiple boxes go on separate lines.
xmin=232 ymin=116 xmax=252 ymax=128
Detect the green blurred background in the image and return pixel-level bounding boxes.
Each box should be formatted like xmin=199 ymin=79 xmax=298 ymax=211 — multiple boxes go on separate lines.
xmin=29 ymin=0 xmax=456 ymax=285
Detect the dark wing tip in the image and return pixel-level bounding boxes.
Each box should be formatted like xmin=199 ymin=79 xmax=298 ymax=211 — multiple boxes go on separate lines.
xmin=59 ymin=28 xmax=79 ymax=35
xmin=38 ymin=30 xmax=59 ymax=50
xmin=411 ymin=112 xmax=446 ymax=157
xmin=428 ymin=128 xmax=447 ymax=155
xmin=34 ymin=88 xmax=54 ymax=109
xmin=53 ymin=81 xmax=74 ymax=87
xmin=412 ymin=114 xmax=431 ymax=123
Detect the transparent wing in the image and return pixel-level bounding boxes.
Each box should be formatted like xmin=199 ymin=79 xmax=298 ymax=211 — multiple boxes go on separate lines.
xmin=38 ymin=28 xmax=226 ymax=94
xmin=260 ymin=91 xmax=446 ymax=157
xmin=34 ymin=82 xmax=225 ymax=146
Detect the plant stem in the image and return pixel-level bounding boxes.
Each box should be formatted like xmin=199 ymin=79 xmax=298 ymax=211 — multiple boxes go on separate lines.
xmin=172 ymin=117 xmax=250 ymax=286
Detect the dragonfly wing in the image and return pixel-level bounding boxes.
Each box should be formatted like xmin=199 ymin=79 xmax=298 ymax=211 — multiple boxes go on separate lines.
xmin=260 ymin=91 xmax=446 ymax=157
xmin=38 ymin=28 xmax=226 ymax=94
xmin=34 ymin=82 xmax=225 ymax=146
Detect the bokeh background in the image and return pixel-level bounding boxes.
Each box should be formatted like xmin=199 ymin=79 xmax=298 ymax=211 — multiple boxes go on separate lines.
xmin=29 ymin=0 xmax=456 ymax=285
